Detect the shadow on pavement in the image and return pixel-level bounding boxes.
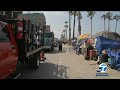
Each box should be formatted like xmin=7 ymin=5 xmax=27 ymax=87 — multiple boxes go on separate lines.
xmin=16 ymin=62 xmax=69 ymax=79
xmin=45 ymin=50 xmax=66 ymax=54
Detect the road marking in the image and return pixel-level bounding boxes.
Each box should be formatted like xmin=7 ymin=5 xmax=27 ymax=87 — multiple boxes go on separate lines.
xmin=14 ymin=73 xmax=21 ymax=79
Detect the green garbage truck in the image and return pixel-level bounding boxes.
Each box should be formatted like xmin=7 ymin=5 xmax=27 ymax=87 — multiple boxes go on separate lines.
xmin=44 ymin=32 xmax=54 ymax=51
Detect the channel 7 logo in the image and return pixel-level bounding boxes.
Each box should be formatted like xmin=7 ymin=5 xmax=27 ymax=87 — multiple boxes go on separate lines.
xmin=98 ymin=63 xmax=107 ymax=72
xmin=96 ymin=63 xmax=109 ymax=76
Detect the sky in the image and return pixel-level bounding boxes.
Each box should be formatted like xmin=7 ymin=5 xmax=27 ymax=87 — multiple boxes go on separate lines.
xmin=23 ymin=11 xmax=120 ymax=39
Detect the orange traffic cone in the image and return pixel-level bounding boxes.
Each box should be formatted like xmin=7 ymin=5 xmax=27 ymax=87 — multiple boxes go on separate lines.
xmin=40 ymin=51 xmax=45 ymax=61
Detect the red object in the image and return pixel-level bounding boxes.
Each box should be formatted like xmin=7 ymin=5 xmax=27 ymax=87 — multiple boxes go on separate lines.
xmin=0 ymin=24 xmax=18 ymax=79
xmin=17 ymin=21 xmax=23 ymax=33
xmin=40 ymin=52 xmax=44 ymax=60
xmin=87 ymin=38 xmax=93 ymax=44
xmin=16 ymin=33 xmax=23 ymax=39
xmin=89 ymin=50 xmax=96 ymax=59
xmin=16 ymin=21 xmax=23 ymax=39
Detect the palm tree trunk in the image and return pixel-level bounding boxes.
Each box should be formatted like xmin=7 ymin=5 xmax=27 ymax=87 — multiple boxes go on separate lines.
xmin=91 ymin=17 xmax=92 ymax=36
xmin=69 ymin=13 xmax=71 ymax=45
xmin=78 ymin=11 xmax=81 ymax=35
xmin=73 ymin=14 xmax=76 ymax=40
xmin=104 ymin=18 xmax=106 ymax=31
xmin=115 ymin=20 xmax=117 ymax=32
xmin=108 ymin=19 xmax=110 ymax=31
xmin=66 ymin=29 xmax=67 ymax=39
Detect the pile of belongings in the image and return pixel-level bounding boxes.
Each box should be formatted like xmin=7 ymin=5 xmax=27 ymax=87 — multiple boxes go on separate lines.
xmin=95 ymin=36 xmax=120 ymax=71
xmin=97 ymin=49 xmax=109 ymax=64
xmin=107 ymin=49 xmax=120 ymax=71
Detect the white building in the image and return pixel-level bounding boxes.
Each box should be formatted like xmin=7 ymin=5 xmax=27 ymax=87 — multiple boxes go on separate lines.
xmin=17 ymin=13 xmax=46 ymax=30
xmin=0 ymin=11 xmax=22 ymax=19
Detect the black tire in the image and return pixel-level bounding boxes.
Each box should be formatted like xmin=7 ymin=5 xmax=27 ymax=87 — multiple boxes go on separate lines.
xmin=33 ymin=52 xmax=40 ymax=69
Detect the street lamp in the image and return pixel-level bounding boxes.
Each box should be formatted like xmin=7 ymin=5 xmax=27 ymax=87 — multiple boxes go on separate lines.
xmin=64 ymin=21 xmax=68 ymax=39
xmin=65 ymin=25 xmax=68 ymax=39
xmin=65 ymin=21 xmax=68 ymax=24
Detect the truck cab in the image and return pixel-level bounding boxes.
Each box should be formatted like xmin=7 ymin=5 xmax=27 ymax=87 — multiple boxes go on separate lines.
xmin=0 ymin=21 xmax=18 ymax=79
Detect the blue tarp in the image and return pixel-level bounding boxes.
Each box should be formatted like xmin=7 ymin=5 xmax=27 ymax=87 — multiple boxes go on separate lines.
xmin=107 ymin=51 xmax=120 ymax=71
xmin=96 ymin=36 xmax=120 ymax=56
xmin=108 ymin=51 xmax=120 ymax=63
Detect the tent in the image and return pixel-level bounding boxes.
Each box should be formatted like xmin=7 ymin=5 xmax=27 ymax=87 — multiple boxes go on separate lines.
xmin=78 ymin=34 xmax=90 ymax=40
xmin=92 ymin=31 xmax=120 ymax=41
xmin=96 ymin=36 xmax=120 ymax=56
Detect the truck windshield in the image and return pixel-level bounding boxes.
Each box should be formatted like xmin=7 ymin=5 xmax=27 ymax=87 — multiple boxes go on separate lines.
xmin=0 ymin=27 xmax=10 ymax=42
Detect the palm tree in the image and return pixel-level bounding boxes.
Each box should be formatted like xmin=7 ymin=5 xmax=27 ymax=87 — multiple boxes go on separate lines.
xmin=69 ymin=11 xmax=72 ymax=44
xmin=113 ymin=15 xmax=120 ymax=32
xmin=101 ymin=14 xmax=107 ymax=31
xmin=70 ymin=11 xmax=78 ymax=40
xmin=77 ymin=11 xmax=82 ymax=35
xmin=87 ymin=11 xmax=95 ymax=36
xmin=106 ymin=12 xmax=113 ymax=31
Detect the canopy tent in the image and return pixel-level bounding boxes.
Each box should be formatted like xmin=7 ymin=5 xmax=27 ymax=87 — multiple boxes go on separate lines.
xmin=78 ymin=34 xmax=90 ymax=40
xmin=96 ymin=36 xmax=120 ymax=56
xmin=81 ymin=38 xmax=89 ymax=43
xmin=92 ymin=31 xmax=120 ymax=41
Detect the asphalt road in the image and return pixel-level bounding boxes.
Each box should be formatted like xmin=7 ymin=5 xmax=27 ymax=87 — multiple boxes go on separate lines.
xmin=15 ymin=46 xmax=68 ymax=79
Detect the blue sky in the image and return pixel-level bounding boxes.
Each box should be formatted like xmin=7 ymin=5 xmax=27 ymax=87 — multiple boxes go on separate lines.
xmin=23 ymin=11 xmax=120 ymax=39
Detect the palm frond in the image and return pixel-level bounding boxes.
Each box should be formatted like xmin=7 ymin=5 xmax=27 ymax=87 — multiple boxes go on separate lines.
xmin=106 ymin=12 xmax=113 ymax=20
xmin=101 ymin=14 xmax=107 ymax=19
xmin=87 ymin=11 xmax=95 ymax=19
xmin=113 ymin=15 xmax=120 ymax=21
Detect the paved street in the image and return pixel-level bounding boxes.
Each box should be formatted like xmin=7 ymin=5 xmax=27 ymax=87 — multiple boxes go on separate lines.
xmin=16 ymin=44 xmax=120 ymax=79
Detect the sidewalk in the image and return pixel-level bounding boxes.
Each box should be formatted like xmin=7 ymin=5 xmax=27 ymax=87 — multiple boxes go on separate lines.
xmin=60 ymin=44 xmax=120 ymax=79
xmin=62 ymin=44 xmax=74 ymax=51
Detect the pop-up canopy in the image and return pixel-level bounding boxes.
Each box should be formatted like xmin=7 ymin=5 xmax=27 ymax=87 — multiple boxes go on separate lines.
xmin=78 ymin=34 xmax=90 ymax=40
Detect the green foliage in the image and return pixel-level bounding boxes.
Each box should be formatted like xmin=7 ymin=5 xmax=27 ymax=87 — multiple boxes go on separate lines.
xmin=113 ymin=15 xmax=120 ymax=21
xmin=106 ymin=12 xmax=113 ymax=20
xmin=87 ymin=11 xmax=95 ymax=19
xmin=101 ymin=14 xmax=107 ymax=20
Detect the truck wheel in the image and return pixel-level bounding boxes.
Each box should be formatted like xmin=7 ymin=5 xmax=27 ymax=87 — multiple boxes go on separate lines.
xmin=33 ymin=52 xmax=40 ymax=69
